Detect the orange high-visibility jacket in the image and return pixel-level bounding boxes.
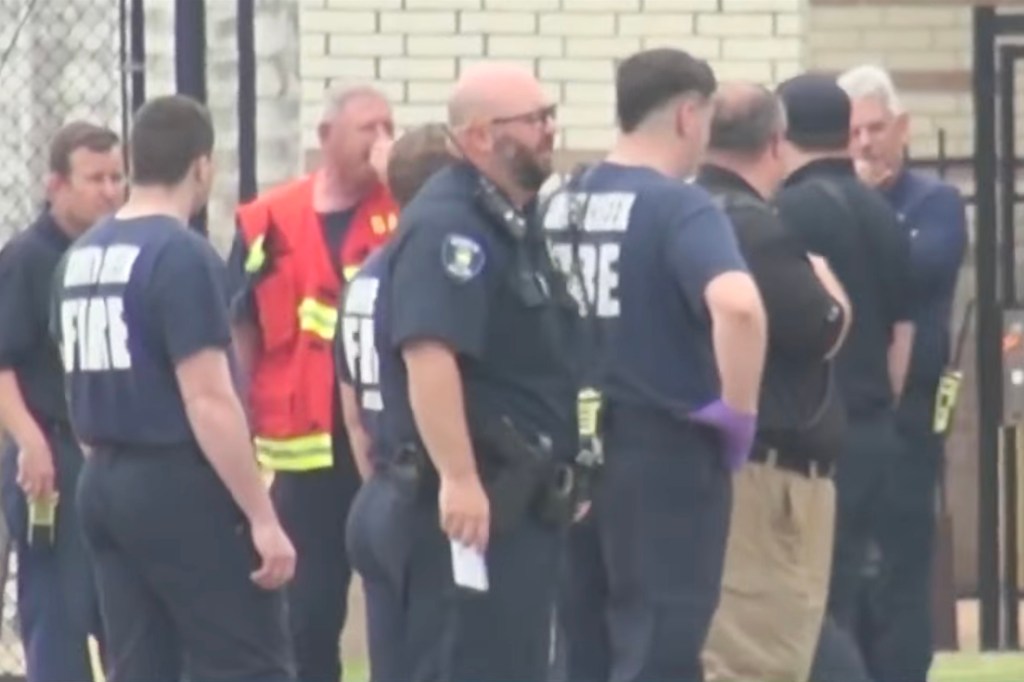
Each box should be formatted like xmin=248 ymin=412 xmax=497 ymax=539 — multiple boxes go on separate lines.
xmin=236 ymin=173 xmax=397 ymax=471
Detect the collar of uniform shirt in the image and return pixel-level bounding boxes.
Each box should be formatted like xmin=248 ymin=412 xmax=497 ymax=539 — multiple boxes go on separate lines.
xmin=696 ymin=164 xmax=762 ymax=199
xmin=783 ymin=156 xmax=855 ymax=188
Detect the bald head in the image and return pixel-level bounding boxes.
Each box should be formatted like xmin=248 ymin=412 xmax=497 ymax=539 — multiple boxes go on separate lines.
xmin=448 ymin=63 xmax=543 ymax=127
xmin=709 ymin=82 xmax=786 ymax=157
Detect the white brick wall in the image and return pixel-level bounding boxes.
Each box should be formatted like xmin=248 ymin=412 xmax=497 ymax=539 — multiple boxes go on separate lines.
xmin=805 ymin=3 xmax=973 ymax=159
xmin=299 ymin=0 xmax=805 ymax=154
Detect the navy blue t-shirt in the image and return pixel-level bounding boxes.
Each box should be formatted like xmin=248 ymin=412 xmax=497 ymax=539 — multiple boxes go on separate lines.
xmin=50 ymin=215 xmax=232 ymax=448
xmin=335 ymin=245 xmax=390 ymax=461
xmin=0 ymin=211 xmax=74 ymax=424
xmin=579 ymin=163 xmax=749 ymax=414
xmin=375 ymin=163 xmax=579 ymax=464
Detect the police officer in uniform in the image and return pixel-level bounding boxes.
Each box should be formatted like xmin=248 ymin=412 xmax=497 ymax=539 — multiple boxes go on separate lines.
xmin=771 ymin=74 xmax=915 ymax=682
xmin=0 ymin=121 xmax=124 ymax=682
xmin=374 ymin=63 xmax=578 ymax=682
xmin=551 ymin=48 xmax=769 ymax=682
xmin=52 ymin=95 xmax=296 ymax=682
xmin=337 ymin=123 xmax=454 ymax=682
xmin=839 ymin=64 xmax=967 ymax=681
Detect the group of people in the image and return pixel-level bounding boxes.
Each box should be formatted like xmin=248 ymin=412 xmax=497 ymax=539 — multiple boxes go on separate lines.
xmin=0 ymin=45 xmax=966 ymax=682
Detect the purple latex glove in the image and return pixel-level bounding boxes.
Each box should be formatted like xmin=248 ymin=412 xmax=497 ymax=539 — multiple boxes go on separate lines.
xmin=689 ymin=399 xmax=757 ymax=472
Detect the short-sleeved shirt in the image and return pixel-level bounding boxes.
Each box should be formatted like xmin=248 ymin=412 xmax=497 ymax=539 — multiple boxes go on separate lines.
xmin=882 ymin=169 xmax=967 ymax=387
xmin=581 ymin=162 xmax=749 ymax=414
xmin=776 ymin=157 xmax=914 ymax=418
xmin=51 ymin=214 xmax=233 ymax=448
xmin=698 ymin=164 xmax=846 ymax=459
xmin=0 ymin=211 xmax=74 ymax=425
xmin=335 ymin=245 xmax=390 ymax=461
xmin=375 ymin=163 xmax=579 ymax=463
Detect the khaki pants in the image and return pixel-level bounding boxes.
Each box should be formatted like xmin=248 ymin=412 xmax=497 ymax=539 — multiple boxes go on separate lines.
xmin=702 ymin=458 xmax=836 ymax=682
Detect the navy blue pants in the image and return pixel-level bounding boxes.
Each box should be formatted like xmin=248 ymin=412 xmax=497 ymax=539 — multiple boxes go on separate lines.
xmin=1 ymin=426 xmax=102 ymax=682
xmin=866 ymin=387 xmax=940 ymax=682
xmin=76 ymin=446 xmax=294 ymax=682
xmin=396 ymin=478 xmax=561 ymax=682
xmin=827 ymin=397 xmax=937 ymax=682
xmin=570 ymin=408 xmax=731 ymax=682
xmin=345 ymin=471 xmax=416 ymax=682
xmin=270 ymin=442 xmax=360 ymax=682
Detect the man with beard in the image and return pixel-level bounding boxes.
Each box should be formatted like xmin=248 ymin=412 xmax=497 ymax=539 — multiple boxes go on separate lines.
xmin=373 ymin=62 xmax=579 ymax=682
xmin=549 ymin=49 xmax=768 ymax=682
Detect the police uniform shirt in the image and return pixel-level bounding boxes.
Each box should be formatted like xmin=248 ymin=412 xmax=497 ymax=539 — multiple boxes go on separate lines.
xmin=335 ymin=245 xmax=390 ymax=461
xmin=882 ymin=169 xmax=967 ymax=388
xmin=580 ymin=162 xmax=749 ymax=414
xmin=0 ymin=211 xmax=75 ymax=425
xmin=776 ymin=158 xmax=914 ymax=417
xmin=51 ymin=215 xmax=233 ymax=447
xmin=698 ymin=164 xmax=846 ymax=459
xmin=376 ymin=163 xmax=578 ymax=463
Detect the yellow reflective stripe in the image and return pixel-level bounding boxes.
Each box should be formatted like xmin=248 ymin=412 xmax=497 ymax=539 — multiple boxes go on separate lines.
xmin=244 ymin=234 xmax=266 ymax=274
xmin=343 ymin=265 xmax=360 ymax=281
xmin=298 ymin=297 xmax=338 ymax=341
xmin=254 ymin=432 xmax=333 ymax=471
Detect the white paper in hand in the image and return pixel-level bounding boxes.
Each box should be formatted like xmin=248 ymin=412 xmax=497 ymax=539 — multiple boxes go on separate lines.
xmin=450 ymin=539 xmax=489 ymax=592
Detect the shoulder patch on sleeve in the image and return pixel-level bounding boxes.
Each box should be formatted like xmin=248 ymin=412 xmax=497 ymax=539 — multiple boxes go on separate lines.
xmin=440 ymin=233 xmax=486 ymax=283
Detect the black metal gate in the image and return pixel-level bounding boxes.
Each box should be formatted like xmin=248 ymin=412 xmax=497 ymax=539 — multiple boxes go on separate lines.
xmin=972 ymin=4 xmax=1024 ymax=653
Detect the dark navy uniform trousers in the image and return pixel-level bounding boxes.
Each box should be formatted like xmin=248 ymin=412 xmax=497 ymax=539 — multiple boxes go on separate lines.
xmin=269 ymin=436 xmax=361 ymax=682
xmin=345 ymin=470 xmax=416 ymax=682
xmin=561 ymin=406 xmax=732 ymax=682
xmin=388 ymin=472 xmax=561 ymax=682
xmin=825 ymin=391 xmax=938 ymax=682
xmin=1 ymin=425 xmax=101 ymax=682
xmin=76 ymin=445 xmax=294 ymax=682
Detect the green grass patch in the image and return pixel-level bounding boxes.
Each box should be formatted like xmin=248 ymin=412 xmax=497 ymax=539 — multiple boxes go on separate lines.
xmin=932 ymin=652 xmax=1024 ymax=681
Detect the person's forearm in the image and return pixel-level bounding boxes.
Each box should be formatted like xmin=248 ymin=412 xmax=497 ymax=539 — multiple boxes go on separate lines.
xmin=0 ymin=370 xmax=47 ymax=452
xmin=889 ymin=322 xmax=915 ymax=399
xmin=185 ymin=393 xmax=277 ymax=526
xmin=404 ymin=345 xmax=478 ymax=482
xmin=710 ymin=304 xmax=767 ymax=414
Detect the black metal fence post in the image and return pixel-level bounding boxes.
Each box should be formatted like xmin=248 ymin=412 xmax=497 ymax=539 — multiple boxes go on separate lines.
xmin=972 ymin=4 xmax=1001 ymax=652
xmin=174 ymin=0 xmax=208 ymax=235
xmin=238 ymin=0 xmax=257 ymax=204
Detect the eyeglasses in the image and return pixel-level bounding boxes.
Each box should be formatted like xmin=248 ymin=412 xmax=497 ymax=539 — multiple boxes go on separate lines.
xmin=490 ymin=104 xmax=558 ymax=127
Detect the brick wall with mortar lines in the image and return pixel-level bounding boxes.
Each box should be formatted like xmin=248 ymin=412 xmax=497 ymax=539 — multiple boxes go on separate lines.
xmin=805 ymin=3 xmax=973 ymax=160
xmin=297 ymin=0 xmax=1000 ymax=591
xmin=298 ymin=0 xmax=805 ymax=153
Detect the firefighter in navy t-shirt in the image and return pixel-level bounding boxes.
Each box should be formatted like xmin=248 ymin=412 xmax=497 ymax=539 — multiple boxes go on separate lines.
xmin=51 ymin=95 xmax=296 ymax=682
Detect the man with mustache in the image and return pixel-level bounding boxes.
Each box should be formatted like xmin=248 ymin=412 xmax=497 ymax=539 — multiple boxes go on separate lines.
xmin=373 ymin=63 xmax=579 ymax=682
xmin=227 ymin=83 xmax=398 ymax=682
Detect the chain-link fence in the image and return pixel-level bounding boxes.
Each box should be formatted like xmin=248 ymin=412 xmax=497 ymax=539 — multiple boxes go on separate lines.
xmin=0 ymin=0 xmax=133 ymax=676
xmin=0 ymin=0 xmax=130 ymax=246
